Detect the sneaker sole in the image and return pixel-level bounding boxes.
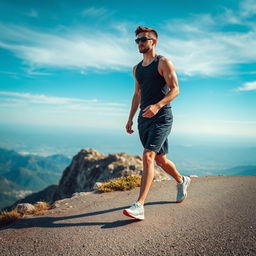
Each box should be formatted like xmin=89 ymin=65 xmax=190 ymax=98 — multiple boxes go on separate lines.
xmin=176 ymin=192 xmax=187 ymax=203
xmin=123 ymin=210 xmax=144 ymax=220
xmin=176 ymin=178 xmax=191 ymax=203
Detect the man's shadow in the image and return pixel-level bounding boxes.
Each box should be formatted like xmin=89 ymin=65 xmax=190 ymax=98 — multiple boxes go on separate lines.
xmin=1 ymin=201 xmax=176 ymax=231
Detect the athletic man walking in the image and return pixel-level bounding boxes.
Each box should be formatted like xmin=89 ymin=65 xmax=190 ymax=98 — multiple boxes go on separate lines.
xmin=123 ymin=26 xmax=191 ymax=220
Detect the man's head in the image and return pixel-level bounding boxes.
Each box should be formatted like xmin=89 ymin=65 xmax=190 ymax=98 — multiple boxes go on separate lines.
xmin=135 ymin=26 xmax=158 ymax=54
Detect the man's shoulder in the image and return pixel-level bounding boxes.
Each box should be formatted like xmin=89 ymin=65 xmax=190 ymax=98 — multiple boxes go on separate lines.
xmin=133 ymin=64 xmax=138 ymax=74
xmin=159 ymin=56 xmax=170 ymax=63
xmin=159 ymin=56 xmax=174 ymax=68
xmin=133 ymin=63 xmax=140 ymax=77
xmin=133 ymin=61 xmax=142 ymax=72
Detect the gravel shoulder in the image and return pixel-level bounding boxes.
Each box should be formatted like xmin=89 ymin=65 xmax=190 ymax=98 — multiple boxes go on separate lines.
xmin=1 ymin=175 xmax=256 ymax=256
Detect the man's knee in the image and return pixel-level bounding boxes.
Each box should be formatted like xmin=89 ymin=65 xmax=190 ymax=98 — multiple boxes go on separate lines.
xmin=143 ymin=149 xmax=156 ymax=165
xmin=155 ymin=154 xmax=167 ymax=167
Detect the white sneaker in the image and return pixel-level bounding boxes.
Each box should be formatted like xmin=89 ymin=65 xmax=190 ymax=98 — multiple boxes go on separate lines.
xmin=176 ymin=176 xmax=191 ymax=203
xmin=123 ymin=202 xmax=145 ymax=220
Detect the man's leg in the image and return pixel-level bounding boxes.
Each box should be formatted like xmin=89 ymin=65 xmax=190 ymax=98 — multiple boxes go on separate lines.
xmin=137 ymin=149 xmax=157 ymax=205
xmin=155 ymin=153 xmax=182 ymax=182
xmin=155 ymin=153 xmax=191 ymax=203
xmin=123 ymin=149 xmax=156 ymax=220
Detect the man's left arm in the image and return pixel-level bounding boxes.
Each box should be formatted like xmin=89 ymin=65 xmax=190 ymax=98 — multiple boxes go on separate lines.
xmin=142 ymin=57 xmax=179 ymax=118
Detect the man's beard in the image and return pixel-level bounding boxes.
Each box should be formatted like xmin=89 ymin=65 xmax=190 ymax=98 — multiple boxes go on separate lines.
xmin=139 ymin=46 xmax=150 ymax=53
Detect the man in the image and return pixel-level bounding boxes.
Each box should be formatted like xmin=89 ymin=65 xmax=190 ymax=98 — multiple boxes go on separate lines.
xmin=123 ymin=26 xmax=191 ymax=220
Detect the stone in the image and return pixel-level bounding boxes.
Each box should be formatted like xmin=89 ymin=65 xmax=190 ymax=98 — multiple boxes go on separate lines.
xmin=15 ymin=203 xmax=36 ymax=214
xmin=93 ymin=182 xmax=103 ymax=190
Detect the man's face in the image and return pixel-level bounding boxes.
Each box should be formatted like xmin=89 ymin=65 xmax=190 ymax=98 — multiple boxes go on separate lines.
xmin=136 ymin=32 xmax=156 ymax=54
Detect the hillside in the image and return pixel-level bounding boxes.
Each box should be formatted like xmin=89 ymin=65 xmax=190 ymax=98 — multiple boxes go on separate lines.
xmin=0 ymin=148 xmax=71 ymax=209
xmin=0 ymin=176 xmax=27 ymax=209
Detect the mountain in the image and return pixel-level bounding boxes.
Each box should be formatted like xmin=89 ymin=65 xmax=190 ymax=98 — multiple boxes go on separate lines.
xmin=0 ymin=148 xmax=71 ymax=210
xmin=0 ymin=147 xmax=71 ymax=190
xmin=0 ymin=175 xmax=27 ymax=209
xmin=4 ymin=148 xmax=170 ymax=211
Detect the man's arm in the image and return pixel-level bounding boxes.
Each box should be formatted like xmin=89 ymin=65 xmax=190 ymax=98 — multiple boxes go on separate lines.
xmin=125 ymin=65 xmax=141 ymax=134
xmin=142 ymin=57 xmax=179 ymax=118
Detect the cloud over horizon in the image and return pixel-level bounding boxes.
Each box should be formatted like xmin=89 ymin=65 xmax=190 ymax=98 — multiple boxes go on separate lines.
xmin=236 ymin=81 xmax=256 ymax=91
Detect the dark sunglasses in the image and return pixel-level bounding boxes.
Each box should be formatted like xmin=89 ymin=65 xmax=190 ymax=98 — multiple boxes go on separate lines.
xmin=135 ymin=36 xmax=154 ymax=44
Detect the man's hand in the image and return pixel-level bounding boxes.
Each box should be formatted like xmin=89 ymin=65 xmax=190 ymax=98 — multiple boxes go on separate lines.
xmin=125 ymin=119 xmax=134 ymax=134
xmin=142 ymin=104 xmax=160 ymax=118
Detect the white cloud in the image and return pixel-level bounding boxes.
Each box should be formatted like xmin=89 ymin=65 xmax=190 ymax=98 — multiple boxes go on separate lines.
xmin=235 ymin=81 xmax=256 ymax=91
xmin=0 ymin=23 xmax=138 ymax=72
xmin=0 ymin=1 xmax=255 ymax=77
xmin=0 ymin=91 xmax=128 ymax=129
xmin=220 ymin=8 xmax=242 ymax=25
xmin=240 ymin=0 xmax=256 ymax=18
xmin=159 ymin=9 xmax=256 ymax=76
xmin=0 ymin=91 xmax=98 ymax=105
xmin=81 ymin=7 xmax=107 ymax=17
xmin=0 ymin=91 xmax=126 ymax=114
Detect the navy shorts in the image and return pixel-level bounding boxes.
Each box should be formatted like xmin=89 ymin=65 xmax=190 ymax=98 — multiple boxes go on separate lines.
xmin=137 ymin=107 xmax=173 ymax=155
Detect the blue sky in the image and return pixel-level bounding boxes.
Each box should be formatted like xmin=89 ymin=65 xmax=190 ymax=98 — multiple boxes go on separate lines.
xmin=0 ymin=0 xmax=256 ymax=142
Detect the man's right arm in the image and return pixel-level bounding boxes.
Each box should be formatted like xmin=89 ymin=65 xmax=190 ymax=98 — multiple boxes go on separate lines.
xmin=125 ymin=65 xmax=140 ymax=134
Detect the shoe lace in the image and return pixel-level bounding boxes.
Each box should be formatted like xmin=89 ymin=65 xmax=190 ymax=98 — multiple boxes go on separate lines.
xmin=131 ymin=202 xmax=140 ymax=209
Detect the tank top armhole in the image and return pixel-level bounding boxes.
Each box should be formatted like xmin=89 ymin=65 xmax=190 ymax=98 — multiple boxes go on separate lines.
xmin=157 ymin=55 xmax=163 ymax=61
xmin=157 ymin=55 xmax=164 ymax=77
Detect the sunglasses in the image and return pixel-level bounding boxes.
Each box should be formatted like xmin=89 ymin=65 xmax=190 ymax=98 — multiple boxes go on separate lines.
xmin=135 ymin=36 xmax=155 ymax=44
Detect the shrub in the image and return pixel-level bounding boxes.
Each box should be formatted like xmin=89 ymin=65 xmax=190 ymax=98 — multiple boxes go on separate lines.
xmin=0 ymin=201 xmax=52 ymax=228
xmin=98 ymin=175 xmax=141 ymax=192
xmin=34 ymin=201 xmax=51 ymax=211
xmin=0 ymin=209 xmax=21 ymax=228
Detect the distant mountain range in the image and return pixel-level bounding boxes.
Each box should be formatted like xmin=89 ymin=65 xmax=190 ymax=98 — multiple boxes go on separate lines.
xmin=0 ymin=148 xmax=71 ymax=209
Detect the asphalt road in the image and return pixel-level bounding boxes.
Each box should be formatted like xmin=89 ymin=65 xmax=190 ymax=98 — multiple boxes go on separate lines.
xmin=1 ymin=176 xmax=256 ymax=256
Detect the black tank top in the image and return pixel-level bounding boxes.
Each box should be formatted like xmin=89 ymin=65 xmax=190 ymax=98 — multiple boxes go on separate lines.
xmin=135 ymin=55 xmax=171 ymax=110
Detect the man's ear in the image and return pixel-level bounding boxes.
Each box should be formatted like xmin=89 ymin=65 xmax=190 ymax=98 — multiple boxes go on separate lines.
xmin=153 ymin=39 xmax=157 ymax=45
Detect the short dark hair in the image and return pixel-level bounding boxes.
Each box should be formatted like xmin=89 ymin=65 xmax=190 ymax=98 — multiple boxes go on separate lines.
xmin=135 ymin=26 xmax=158 ymax=39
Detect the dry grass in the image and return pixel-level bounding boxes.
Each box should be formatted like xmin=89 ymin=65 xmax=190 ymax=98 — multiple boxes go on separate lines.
xmin=98 ymin=175 xmax=141 ymax=192
xmin=0 ymin=209 xmax=21 ymax=228
xmin=34 ymin=201 xmax=51 ymax=211
xmin=0 ymin=201 xmax=52 ymax=228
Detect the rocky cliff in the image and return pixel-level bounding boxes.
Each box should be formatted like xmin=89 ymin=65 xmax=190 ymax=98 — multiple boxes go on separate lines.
xmin=5 ymin=148 xmax=170 ymax=210
xmin=53 ymin=148 xmax=169 ymax=200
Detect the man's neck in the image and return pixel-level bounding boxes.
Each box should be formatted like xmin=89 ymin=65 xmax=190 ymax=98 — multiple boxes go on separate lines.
xmin=143 ymin=49 xmax=157 ymax=65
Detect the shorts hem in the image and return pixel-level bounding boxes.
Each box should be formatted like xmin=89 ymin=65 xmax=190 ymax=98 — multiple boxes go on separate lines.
xmin=143 ymin=147 xmax=168 ymax=155
xmin=143 ymin=147 xmax=159 ymax=154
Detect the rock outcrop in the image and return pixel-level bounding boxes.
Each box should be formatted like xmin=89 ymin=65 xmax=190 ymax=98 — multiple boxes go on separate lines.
xmin=15 ymin=203 xmax=36 ymax=215
xmin=6 ymin=148 xmax=170 ymax=210
xmin=52 ymin=148 xmax=170 ymax=200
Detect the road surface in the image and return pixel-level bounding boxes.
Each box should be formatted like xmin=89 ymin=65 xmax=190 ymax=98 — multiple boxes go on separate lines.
xmin=1 ymin=176 xmax=256 ymax=255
